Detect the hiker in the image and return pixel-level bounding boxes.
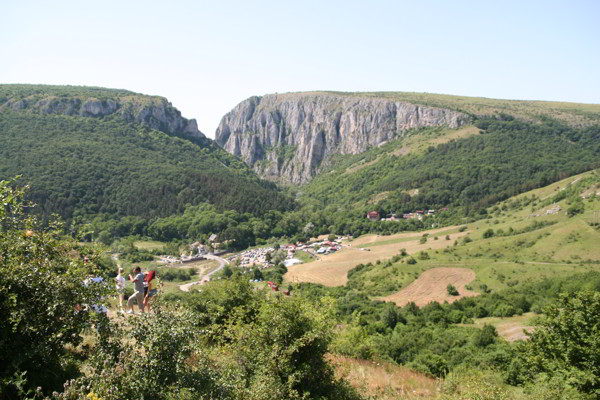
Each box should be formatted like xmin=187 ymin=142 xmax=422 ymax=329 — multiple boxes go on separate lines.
xmin=116 ymin=267 xmax=125 ymax=310
xmin=127 ymin=267 xmax=145 ymax=314
xmin=143 ymin=270 xmax=157 ymax=312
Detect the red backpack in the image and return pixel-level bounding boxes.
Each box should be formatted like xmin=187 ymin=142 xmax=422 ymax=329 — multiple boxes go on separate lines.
xmin=145 ymin=270 xmax=156 ymax=282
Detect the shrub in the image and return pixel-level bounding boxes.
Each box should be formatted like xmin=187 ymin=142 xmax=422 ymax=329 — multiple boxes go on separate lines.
xmin=525 ymin=291 xmax=600 ymax=396
xmin=0 ymin=180 xmax=107 ymax=396
xmin=447 ymin=284 xmax=459 ymax=296
xmin=473 ymin=324 xmax=498 ymax=347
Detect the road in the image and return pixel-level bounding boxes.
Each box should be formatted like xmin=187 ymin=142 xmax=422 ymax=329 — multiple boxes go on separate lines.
xmin=179 ymin=254 xmax=229 ymax=292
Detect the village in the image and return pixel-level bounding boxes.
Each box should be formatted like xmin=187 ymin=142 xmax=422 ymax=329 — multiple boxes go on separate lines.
xmin=227 ymin=236 xmax=348 ymax=270
xmin=366 ymin=208 xmax=449 ymax=221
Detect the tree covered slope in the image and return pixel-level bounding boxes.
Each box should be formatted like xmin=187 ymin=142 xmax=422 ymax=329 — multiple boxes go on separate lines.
xmin=0 ymin=85 xmax=294 ymax=221
xmin=301 ymin=116 xmax=600 ymax=215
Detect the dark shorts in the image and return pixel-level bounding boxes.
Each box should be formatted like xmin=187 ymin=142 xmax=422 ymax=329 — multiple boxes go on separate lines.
xmin=144 ymin=287 xmax=148 ymax=296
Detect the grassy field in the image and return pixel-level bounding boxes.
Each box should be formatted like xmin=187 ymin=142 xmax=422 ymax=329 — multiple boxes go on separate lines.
xmin=357 ymin=228 xmax=459 ymax=248
xmin=286 ymin=170 xmax=600 ymax=305
xmin=133 ymin=240 xmax=167 ymax=251
xmin=294 ymin=250 xmax=316 ymax=263
xmin=150 ymin=259 xmax=218 ymax=295
xmin=464 ymin=312 xmax=538 ymax=342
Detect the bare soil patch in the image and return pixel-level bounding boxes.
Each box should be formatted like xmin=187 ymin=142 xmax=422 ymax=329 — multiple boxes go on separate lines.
xmin=380 ymin=267 xmax=478 ymax=306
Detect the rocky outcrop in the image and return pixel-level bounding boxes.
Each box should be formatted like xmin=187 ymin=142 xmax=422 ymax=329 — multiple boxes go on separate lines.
xmin=1 ymin=94 xmax=204 ymax=139
xmin=215 ymin=93 xmax=468 ymax=184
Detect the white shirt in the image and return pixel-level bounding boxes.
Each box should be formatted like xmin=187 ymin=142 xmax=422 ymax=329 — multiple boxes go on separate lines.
xmin=116 ymin=274 xmax=125 ymax=290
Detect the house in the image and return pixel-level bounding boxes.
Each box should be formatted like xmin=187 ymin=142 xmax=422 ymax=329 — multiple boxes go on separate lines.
xmin=367 ymin=211 xmax=380 ymax=220
xmin=208 ymin=233 xmax=217 ymax=242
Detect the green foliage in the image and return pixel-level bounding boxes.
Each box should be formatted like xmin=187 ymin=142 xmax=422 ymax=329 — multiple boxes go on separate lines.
xmin=483 ymin=228 xmax=495 ymax=238
xmin=440 ymin=368 xmax=512 ymax=400
xmin=0 ymin=180 xmax=107 ymax=397
xmin=524 ymin=290 xmax=600 ymax=397
xmin=222 ymin=296 xmax=358 ymax=399
xmin=59 ymin=307 xmax=222 ymax=400
xmin=473 ymin=324 xmax=498 ymax=347
xmin=567 ymin=198 xmax=585 ymax=217
xmin=331 ymin=314 xmax=376 ymax=360
xmin=303 ymin=117 xmax=600 ymax=221
xmin=447 ymin=284 xmax=459 ymax=296
xmin=0 ymin=86 xmax=294 ymax=226
xmin=159 ymin=267 xmax=197 ymax=282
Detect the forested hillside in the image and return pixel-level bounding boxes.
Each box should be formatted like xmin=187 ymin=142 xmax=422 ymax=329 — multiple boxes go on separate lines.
xmin=302 ymin=116 xmax=600 ymax=215
xmin=0 ymin=85 xmax=294 ymax=223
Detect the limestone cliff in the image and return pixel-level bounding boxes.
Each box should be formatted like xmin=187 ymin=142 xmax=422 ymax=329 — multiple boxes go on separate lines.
xmin=1 ymin=90 xmax=204 ymax=139
xmin=215 ymin=92 xmax=469 ymax=184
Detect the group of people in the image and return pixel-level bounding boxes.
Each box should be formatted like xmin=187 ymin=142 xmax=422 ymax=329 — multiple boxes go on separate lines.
xmin=115 ymin=267 xmax=157 ymax=314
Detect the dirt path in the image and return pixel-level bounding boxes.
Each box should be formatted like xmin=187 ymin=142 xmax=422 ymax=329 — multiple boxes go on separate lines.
xmin=179 ymin=254 xmax=229 ymax=292
xmin=380 ymin=267 xmax=479 ymax=306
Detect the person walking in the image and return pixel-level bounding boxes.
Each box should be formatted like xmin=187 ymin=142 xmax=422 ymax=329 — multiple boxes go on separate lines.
xmin=127 ymin=267 xmax=145 ymax=314
xmin=116 ymin=267 xmax=125 ymax=311
xmin=143 ymin=270 xmax=156 ymax=312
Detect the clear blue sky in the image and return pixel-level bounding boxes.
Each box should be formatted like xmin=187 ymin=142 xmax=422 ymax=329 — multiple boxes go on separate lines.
xmin=1 ymin=0 xmax=598 ymax=137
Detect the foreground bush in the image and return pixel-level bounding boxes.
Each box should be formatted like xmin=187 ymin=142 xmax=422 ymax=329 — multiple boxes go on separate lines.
xmin=0 ymin=180 xmax=107 ymax=398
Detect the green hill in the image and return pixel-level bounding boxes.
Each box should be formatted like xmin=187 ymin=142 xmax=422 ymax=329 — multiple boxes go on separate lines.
xmin=0 ymin=85 xmax=294 ymax=222
xmin=301 ymin=115 xmax=600 ymax=218
xmin=342 ymin=169 xmax=600 ymax=298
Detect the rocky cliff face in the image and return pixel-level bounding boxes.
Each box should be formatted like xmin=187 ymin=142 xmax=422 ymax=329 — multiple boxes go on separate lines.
xmin=1 ymin=94 xmax=204 ymax=139
xmin=215 ymin=93 xmax=468 ymax=184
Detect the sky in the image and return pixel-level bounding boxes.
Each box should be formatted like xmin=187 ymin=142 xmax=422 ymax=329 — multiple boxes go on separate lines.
xmin=1 ymin=0 xmax=599 ymax=138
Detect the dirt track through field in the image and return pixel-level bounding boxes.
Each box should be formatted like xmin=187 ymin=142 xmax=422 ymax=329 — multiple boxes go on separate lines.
xmin=380 ymin=267 xmax=478 ymax=306
xmin=284 ymin=228 xmax=469 ymax=286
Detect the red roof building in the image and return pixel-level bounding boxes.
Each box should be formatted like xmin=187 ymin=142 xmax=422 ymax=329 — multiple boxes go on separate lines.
xmin=367 ymin=211 xmax=380 ymax=220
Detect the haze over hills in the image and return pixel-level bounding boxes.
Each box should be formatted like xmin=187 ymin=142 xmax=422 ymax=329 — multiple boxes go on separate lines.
xmin=215 ymin=91 xmax=600 ymax=185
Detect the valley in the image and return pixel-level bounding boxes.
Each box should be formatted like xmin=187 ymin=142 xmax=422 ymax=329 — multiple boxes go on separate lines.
xmin=2 ymin=85 xmax=600 ymax=400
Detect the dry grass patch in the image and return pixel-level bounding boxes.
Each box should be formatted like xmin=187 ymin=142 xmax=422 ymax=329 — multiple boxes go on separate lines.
xmin=468 ymin=312 xmax=537 ymax=342
xmin=329 ymin=354 xmax=437 ymax=400
xmin=381 ymin=267 xmax=479 ymax=307
xmin=368 ymin=191 xmax=391 ymax=204
xmin=285 ymin=227 xmax=469 ymax=286
xmin=344 ymin=158 xmax=379 ymax=175
xmin=427 ymin=125 xmax=480 ymax=145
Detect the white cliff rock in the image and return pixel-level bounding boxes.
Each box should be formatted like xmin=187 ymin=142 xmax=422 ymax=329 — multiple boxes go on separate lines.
xmin=216 ymin=93 xmax=469 ymax=184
